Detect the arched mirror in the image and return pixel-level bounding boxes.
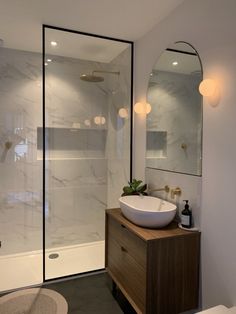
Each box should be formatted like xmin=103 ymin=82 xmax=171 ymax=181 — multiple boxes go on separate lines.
xmin=146 ymin=42 xmax=203 ymax=176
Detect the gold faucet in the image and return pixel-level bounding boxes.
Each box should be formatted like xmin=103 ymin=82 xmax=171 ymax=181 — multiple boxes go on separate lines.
xmin=149 ymin=185 xmax=170 ymax=193
xmin=171 ymin=187 xmax=182 ymax=198
xmin=5 ymin=141 xmax=12 ymax=150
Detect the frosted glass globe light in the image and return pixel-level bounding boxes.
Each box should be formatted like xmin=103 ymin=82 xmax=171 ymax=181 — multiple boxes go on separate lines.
xmin=118 ymin=108 xmax=128 ymax=118
xmin=199 ymin=79 xmax=217 ymax=97
xmin=134 ymin=102 xmax=151 ymax=114
xmin=94 ymin=116 xmax=106 ymax=125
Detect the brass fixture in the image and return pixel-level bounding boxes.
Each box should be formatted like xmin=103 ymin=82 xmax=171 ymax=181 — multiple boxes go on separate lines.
xmin=149 ymin=185 xmax=170 ymax=193
xmin=5 ymin=141 xmax=12 ymax=150
xmin=181 ymin=143 xmax=187 ymax=150
xmin=171 ymin=187 xmax=182 ymax=199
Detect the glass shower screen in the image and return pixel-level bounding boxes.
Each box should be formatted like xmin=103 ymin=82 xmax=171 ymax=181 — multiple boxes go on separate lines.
xmin=43 ymin=25 xmax=133 ymax=280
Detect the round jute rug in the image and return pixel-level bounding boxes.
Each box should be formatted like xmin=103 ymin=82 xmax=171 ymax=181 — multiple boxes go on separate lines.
xmin=0 ymin=288 xmax=68 ymax=314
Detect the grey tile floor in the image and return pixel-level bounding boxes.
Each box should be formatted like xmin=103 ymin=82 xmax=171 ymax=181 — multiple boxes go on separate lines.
xmin=44 ymin=272 xmax=125 ymax=314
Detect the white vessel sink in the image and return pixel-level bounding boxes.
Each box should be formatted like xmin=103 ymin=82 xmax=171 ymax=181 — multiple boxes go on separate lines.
xmin=119 ymin=195 xmax=176 ymax=228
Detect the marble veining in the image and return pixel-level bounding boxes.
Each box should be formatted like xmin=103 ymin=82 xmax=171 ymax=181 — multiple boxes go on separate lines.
xmin=147 ymin=70 xmax=202 ymax=175
xmin=0 ymin=45 xmax=131 ymax=259
xmin=146 ymin=168 xmax=201 ymax=228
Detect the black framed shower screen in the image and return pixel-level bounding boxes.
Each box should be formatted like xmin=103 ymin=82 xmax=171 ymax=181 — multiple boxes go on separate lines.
xmin=42 ymin=24 xmax=133 ymax=282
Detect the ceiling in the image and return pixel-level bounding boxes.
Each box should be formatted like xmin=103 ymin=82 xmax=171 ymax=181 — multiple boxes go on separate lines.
xmin=154 ymin=42 xmax=201 ymax=75
xmin=45 ymin=28 xmax=130 ymax=62
xmin=0 ymin=0 xmax=185 ymax=54
xmin=155 ymin=50 xmax=200 ymax=75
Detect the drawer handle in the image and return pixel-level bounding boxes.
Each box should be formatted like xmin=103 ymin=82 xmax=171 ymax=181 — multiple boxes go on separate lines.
xmin=121 ymin=246 xmax=127 ymax=253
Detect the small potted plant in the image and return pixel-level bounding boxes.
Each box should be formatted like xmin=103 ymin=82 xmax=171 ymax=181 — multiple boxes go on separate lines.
xmin=121 ymin=179 xmax=148 ymax=196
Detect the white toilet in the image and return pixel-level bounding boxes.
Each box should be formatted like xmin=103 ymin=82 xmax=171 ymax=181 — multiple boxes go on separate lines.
xmin=197 ymin=305 xmax=236 ymax=314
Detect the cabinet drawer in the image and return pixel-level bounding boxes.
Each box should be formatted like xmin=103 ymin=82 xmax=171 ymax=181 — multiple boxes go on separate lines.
xmin=107 ymin=236 xmax=146 ymax=313
xmin=108 ymin=216 xmax=146 ymax=269
xmin=106 ymin=209 xmax=200 ymax=314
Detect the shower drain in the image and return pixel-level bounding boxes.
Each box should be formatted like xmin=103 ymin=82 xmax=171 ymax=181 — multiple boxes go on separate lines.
xmin=48 ymin=253 xmax=59 ymax=259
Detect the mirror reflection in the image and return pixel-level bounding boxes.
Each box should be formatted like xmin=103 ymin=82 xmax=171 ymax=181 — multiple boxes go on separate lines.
xmin=146 ymin=42 xmax=202 ymax=176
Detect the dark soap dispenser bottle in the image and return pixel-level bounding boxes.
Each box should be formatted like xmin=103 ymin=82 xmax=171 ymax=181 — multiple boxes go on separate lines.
xmin=181 ymin=200 xmax=192 ymax=228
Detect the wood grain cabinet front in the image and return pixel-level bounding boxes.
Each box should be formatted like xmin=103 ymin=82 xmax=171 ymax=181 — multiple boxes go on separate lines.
xmin=105 ymin=208 xmax=201 ymax=314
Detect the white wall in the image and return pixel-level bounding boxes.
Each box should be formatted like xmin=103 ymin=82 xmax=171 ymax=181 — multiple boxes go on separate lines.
xmin=134 ymin=0 xmax=236 ymax=309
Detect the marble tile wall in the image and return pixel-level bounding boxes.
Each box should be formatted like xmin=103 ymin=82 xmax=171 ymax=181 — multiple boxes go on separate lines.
xmin=45 ymin=50 xmax=132 ymax=246
xmin=0 ymin=47 xmax=42 ymax=255
xmin=106 ymin=47 xmax=132 ymax=208
xmin=44 ymin=55 xmax=110 ymax=249
xmin=147 ymin=70 xmax=202 ymax=175
xmin=146 ymin=168 xmax=202 ymax=228
xmin=45 ymin=158 xmax=107 ymax=247
xmin=0 ymin=46 xmax=132 ymax=255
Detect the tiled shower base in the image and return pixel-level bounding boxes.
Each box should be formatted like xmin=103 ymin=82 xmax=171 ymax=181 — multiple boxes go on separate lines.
xmin=0 ymin=240 xmax=105 ymax=292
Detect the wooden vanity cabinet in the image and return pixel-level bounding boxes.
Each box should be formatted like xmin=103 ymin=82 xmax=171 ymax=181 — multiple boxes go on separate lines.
xmin=105 ymin=208 xmax=200 ymax=314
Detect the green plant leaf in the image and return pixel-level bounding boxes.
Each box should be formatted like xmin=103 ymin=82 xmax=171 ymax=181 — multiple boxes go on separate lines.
xmin=137 ymin=183 xmax=147 ymax=193
xmin=131 ymin=179 xmax=142 ymax=190
xmin=121 ymin=179 xmax=147 ymax=196
xmin=123 ymin=186 xmax=133 ymax=194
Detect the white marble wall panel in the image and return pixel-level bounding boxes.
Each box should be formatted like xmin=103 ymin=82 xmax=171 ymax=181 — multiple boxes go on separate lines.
xmin=107 ymin=158 xmax=130 ymax=208
xmin=45 ymin=185 xmax=106 ymax=248
xmin=44 ymin=50 xmax=131 ymax=248
xmin=106 ymin=47 xmax=132 ymax=208
xmin=44 ymin=56 xmax=109 ymax=249
xmin=40 ymin=128 xmax=107 ymax=159
xmin=147 ymin=70 xmax=202 ymax=175
xmin=0 ymin=47 xmax=42 ymax=255
xmin=0 ymin=45 xmax=132 ymax=257
xmin=45 ymin=56 xmax=109 ymax=129
xmin=45 ymin=158 xmax=107 ymax=247
xmin=0 ymin=198 xmax=42 ymax=255
xmin=46 ymin=159 xmax=107 ymax=188
xmin=146 ymin=168 xmax=202 ymax=228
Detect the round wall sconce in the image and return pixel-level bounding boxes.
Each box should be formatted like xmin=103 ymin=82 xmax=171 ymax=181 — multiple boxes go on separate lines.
xmin=118 ymin=108 xmax=128 ymax=118
xmin=199 ymin=79 xmax=217 ymax=97
xmin=94 ymin=116 xmax=106 ymax=125
xmin=199 ymin=78 xmax=220 ymax=107
xmin=134 ymin=102 xmax=152 ymax=114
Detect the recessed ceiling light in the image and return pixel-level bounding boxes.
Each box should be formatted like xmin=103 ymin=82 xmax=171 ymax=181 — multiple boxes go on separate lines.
xmin=44 ymin=62 xmax=48 ymax=66
xmin=150 ymin=73 xmax=153 ymax=76
xmin=172 ymin=61 xmax=178 ymax=66
xmin=50 ymin=41 xmax=57 ymax=47
xmin=47 ymin=58 xmax=52 ymax=62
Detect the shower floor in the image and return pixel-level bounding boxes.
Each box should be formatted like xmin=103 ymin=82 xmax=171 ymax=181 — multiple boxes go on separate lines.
xmin=0 ymin=240 xmax=104 ymax=293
